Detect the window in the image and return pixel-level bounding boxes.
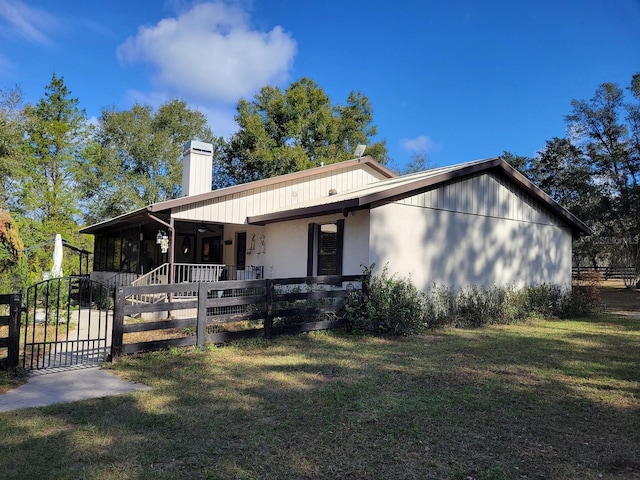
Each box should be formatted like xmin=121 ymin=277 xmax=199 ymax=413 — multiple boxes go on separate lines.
xmin=92 ymin=228 xmax=140 ymax=273
xmin=307 ymin=220 xmax=344 ymax=276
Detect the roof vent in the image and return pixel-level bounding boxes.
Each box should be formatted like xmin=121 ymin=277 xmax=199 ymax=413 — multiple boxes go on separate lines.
xmin=328 ymin=188 xmax=337 ymax=196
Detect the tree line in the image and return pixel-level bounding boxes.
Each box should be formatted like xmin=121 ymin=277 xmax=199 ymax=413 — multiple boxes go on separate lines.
xmin=504 ymin=72 xmax=640 ymax=277
xmin=0 ymin=74 xmax=387 ymax=291
xmin=1 ymin=71 xmax=638 ymax=292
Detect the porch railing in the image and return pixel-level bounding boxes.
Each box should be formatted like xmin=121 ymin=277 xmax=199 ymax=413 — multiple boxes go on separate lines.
xmin=132 ymin=263 xmax=264 ymax=287
xmin=106 ymin=272 xmax=139 ymax=290
xmin=128 ymin=263 xmax=264 ymax=305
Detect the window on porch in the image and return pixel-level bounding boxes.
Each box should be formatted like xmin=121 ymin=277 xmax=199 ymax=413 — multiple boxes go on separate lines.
xmin=307 ymin=220 xmax=344 ymax=276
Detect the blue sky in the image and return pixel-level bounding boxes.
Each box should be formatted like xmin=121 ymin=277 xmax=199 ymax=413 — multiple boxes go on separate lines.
xmin=1 ymin=0 xmax=639 ymax=171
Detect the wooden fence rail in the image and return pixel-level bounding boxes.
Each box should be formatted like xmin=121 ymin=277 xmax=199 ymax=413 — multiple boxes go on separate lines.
xmin=112 ymin=275 xmax=363 ymax=360
xmin=0 ymin=293 xmax=22 ymax=368
xmin=572 ymin=266 xmax=637 ymax=280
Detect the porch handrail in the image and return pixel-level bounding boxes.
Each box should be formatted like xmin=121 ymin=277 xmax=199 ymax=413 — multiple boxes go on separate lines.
xmin=106 ymin=271 xmax=139 ymax=290
xmin=125 ymin=263 xmax=265 ymax=307
xmin=130 ymin=263 xmax=171 ymax=305
xmin=131 ymin=263 xmax=263 ymax=288
xmin=132 ymin=263 xmax=228 ymax=288
xmin=132 ymin=263 xmax=171 ymax=287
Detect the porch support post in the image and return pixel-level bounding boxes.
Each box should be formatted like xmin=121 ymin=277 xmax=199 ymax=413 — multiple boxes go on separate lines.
xmin=148 ymin=214 xmax=175 ymax=285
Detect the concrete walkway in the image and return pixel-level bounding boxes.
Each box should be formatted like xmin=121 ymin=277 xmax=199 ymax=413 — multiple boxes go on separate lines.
xmin=0 ymin=366 xmax=151 ymax=412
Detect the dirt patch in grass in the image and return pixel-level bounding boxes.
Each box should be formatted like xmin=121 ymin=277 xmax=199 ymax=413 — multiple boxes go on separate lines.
xmin=598 ymin=279 xmax=640 ymax=315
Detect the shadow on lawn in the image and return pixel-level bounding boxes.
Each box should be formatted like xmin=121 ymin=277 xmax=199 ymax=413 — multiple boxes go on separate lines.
xmin=0 ymin=324 xmax=639 ymax=480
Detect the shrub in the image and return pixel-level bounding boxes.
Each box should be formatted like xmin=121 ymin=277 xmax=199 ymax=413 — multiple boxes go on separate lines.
xmin=423 ymin=284 xmax=528 ymax=328
xmin=343 ymin=265 xmax=426 ymax=336
xmin=343 ymin=266 xmax=603 ymax=336
xmin=564 ymin=285 xmax=603 ymax=316
xmin=423 ymin=284 xmax=457 ymax=328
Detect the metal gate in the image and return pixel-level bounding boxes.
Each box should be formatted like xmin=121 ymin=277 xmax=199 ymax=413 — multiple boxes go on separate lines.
xmin=22 ymin=276 xmax=113 ymax=370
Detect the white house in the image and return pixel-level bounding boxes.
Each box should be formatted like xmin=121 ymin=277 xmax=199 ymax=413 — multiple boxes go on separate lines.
xmin=80 ymin=141 xmax=591 ymax=291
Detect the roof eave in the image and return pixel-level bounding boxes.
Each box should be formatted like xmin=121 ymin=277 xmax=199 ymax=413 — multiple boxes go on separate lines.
xmin=79 ymin=206 xmax=171 ymax=235
xmin=150 ymin=155 xmax=396 ymax=212
xmin=248 ymin=198 xmax=361 ymax=225
xmin=362 ymin=158 xmax=503 ymax=208
xmin=248 ymin=157 xmax=592 ymax=237
xmin=494 ymin=159 xmax=593 ymax=237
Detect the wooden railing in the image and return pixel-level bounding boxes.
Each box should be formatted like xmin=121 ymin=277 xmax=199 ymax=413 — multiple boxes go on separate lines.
xmin=112 ymin=275 xmax=362 ymax=359
xmin=572 ymin=266 xmax=637 ymax=280
xmin=128 ymin=263 xmax=265 ymax=305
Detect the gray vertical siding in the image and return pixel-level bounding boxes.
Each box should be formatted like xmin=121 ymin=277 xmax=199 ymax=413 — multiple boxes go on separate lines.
xmin=397 ymin=173 xmax=562 ymax=228
xmin=172 ymin=164 xmax=386 ymax=224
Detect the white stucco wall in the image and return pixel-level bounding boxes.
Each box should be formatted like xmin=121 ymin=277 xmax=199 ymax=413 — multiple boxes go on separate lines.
xmin=221 ymin=172 xmax=574 ymax=288
xmin=254 ymin=212 xmax=370 ymax=279
xmin=369 ymin=202 xmax=572 ymax=291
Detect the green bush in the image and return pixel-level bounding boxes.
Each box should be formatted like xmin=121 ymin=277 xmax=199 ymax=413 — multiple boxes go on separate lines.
xmin=423 ymin=284 xmax=528 ymax=328
xmin=343 ymin=265 xmax=426 ymax=336
xmin=343 ymin=266 xmax=603 ymax=335
xmin=564 ymin=284 xmax=604 ymax=317
xmin=520 ymin=283 xmax=565 ymax=318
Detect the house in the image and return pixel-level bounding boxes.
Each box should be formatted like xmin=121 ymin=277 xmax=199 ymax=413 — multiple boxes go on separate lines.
xmin=80 ymin=141 xmax=591 ymax=292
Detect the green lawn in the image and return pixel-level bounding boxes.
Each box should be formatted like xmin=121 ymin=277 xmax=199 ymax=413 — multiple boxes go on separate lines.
xmin=0 ymin=313 xmax=638 ymax=479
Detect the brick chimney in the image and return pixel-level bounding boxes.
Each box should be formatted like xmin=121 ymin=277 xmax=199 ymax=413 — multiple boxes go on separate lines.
xmin=182 ymin=141 xmax=213 ymax=197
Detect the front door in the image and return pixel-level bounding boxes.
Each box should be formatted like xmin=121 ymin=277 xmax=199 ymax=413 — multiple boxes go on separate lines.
xmin=202 ymin=236 xmax=222 ymax=263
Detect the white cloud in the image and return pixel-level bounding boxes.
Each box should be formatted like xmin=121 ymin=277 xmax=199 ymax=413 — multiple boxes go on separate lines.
xmin=0 ymin=0 xmax=57 ymax=44
xmin=117 ymin=1 xmax=297 ymax=103
xmin=400 ymin=135 xmax=439 ymax=153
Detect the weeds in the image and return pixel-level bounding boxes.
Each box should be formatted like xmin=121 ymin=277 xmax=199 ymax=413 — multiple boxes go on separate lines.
xmin=343 ymin=265 xmax=603 ymax=335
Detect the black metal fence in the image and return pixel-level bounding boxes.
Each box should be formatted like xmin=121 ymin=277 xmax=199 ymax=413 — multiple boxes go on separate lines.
xmin=112 ymin=275 xmax=363 ymax=359
xmin=21 ymin=277 xmax=113 ymax=370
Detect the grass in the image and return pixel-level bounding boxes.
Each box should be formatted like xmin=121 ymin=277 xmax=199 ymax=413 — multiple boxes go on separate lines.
xmin=0 ymin=280 xmax=638 ymax=479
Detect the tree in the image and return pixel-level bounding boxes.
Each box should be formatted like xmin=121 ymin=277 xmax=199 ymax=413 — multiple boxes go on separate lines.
xmin=0 ymin=211 xmax=23 ymax=282
xmin=15 ymin=74 xmax=88 ymax=229
xmin=565 ymin=74 xmax=640 ymax=279
xmin=0 ymin=86 xmax=25 ymax=211
xmin=393 ymin=149 xmax=434 ymax=175
xmin=500 ymin=151 xmax=533 ymax=176
xmin=507 ymin=74 xmax=640 ymax=277
xmin=84 ymin=99 xmax=217 ymax=223
xmin=222 ymin=78 xmax=388 ymax=185
xmin=529 ymin=138 xmax=596 ymax=215
xmin=0 ymin=74 xmax=95 ymax=286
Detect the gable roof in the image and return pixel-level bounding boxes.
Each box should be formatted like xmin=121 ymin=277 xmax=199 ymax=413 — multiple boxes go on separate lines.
xmin=247 ymin=157 xmax=593 ymax=237
xmin=80 ymin=156 xmax=394 ymax=234
xmin=80 ymin=155 xmax=591 ymax=238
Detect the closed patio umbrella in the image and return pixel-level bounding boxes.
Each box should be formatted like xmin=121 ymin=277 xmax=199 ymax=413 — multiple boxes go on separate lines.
xmin=51 ymin=234 xmax=63 ymax=278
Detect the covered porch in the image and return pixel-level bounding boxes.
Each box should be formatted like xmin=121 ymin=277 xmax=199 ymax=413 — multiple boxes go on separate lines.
xmin=81 ymin=211 xmax=266 ymax=288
